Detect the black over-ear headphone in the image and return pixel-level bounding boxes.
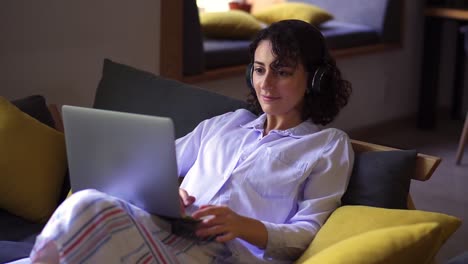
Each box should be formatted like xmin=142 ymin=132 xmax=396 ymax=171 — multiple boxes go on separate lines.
xmin=245 ymin=63 xmax=330 ymax=94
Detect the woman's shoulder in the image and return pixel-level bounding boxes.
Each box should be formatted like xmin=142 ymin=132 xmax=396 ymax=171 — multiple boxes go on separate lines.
xmin=319 ymin=127 xmax=350 ymax=139
xmin=300 ymin=124 xmax=349 ymax=140
xmin=209 ymin=108 xmax=256 ymax=123
xmin=200 ymin=108 xmax=257 ymax=130
xmin=300 ymin=126 xmax=351 ymax=151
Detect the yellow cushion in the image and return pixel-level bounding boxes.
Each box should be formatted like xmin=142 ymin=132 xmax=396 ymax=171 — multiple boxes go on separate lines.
xmin=296 ymin=205 xmax=461 ymax=264
xmin=301 ymin=223 xmax=443 ymax=264
xmin=200 ymin=10 xmax=263 ymax=39
xmin=253 ymin=3 xmax=333 ymax=26
xmin=0 ymin=97 xmax=67 ymax=222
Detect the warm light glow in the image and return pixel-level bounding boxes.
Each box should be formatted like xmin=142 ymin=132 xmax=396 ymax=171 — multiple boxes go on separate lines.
xmin=196 ymin=0 xmax=231 ymax=12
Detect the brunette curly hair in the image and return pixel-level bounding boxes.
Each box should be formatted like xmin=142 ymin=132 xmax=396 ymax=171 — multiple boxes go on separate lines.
xmin=247 ymin=19 xmax=352 ymax=126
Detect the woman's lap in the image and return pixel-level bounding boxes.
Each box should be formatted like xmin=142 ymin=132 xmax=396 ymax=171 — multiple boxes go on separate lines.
xmin=30 ymin=189 xmax=230 ymax=264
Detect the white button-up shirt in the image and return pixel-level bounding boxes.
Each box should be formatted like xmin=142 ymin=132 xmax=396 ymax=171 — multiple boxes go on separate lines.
xmin=176 ymin=109 xmax=354 ymax=263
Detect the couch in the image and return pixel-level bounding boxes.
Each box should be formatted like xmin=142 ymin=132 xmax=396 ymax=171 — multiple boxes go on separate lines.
xmin=0 ymin=59 xmax=462 ymax=263
xmin=184 ymin=0 xmax=403 ymax=75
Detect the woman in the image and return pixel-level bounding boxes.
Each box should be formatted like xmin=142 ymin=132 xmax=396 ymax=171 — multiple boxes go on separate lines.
xmin=31 ymin=19 xmax=353 ymax=264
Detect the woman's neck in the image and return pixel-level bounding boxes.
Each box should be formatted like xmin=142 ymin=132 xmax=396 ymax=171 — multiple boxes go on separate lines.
xmin=263 ymin=114 xmax=303 ymax=136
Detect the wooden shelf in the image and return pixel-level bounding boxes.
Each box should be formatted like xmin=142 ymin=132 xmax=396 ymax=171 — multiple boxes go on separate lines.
xmin=425 ymin=7 xmax=468 ymax=20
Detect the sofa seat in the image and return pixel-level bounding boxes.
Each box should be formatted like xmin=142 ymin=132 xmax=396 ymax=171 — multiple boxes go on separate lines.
xmin=0 ymin=210 xmax=45 ymax=263
xmin=203 ymin=21 xmax=379 ymax=69
xmin=320 ymin=21 xmax=380 ymax=49
xmin=0 ymin=210 xmax=44 ymax=243
xmin=204 ymin=39 xmax=252 ymax=70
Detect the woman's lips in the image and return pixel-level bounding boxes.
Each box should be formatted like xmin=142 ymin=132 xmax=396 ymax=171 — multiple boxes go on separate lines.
xmin=261 ymin=95 xmax=280 ymax=102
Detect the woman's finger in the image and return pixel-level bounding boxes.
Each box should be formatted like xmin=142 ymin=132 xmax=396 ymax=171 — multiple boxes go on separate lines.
xmin=193 ymin=205 xmax=228 ymax=219
xmin=196 ymin=224 xmax=226 ymax=237
xmin=215 ymin=232 xmax=235 ymax=243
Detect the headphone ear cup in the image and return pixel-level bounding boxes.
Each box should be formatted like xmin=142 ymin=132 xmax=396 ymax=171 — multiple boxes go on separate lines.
xmin=309 ymin=66 xmax=329 ymax=93
xmin=245 ymin=63 xmax=254 ymax=90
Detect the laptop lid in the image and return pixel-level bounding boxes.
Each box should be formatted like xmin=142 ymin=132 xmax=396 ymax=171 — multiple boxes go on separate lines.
xmin=62 ymin=105 xmax=182 ymax=219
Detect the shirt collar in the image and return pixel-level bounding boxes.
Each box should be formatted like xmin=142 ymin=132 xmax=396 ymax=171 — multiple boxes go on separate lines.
xmin=240 ymin=113 xmax=320 ymax=138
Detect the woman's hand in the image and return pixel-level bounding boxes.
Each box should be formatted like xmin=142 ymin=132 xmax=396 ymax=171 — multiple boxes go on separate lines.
xmin=179 ymin=188 xmax=195 ymax=215
xmin=192 ymin=205 xmax=268 ymax=248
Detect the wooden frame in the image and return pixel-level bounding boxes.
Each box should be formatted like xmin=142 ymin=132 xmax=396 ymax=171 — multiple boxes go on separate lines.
xmin=425 ymin=7 xmax=468 ymax=20
xmin=159 ymin=0 xmax=183 ymax=80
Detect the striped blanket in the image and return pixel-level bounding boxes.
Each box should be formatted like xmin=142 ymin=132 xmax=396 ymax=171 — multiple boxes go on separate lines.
xmin=30 ymin=190 xmax=230 ymax=264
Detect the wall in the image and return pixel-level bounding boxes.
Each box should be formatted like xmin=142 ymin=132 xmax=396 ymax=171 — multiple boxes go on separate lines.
xmin=0 ymin=0 xmax=161 ymax=107
xmin=198 ymin=0 xmax=426 ymax=132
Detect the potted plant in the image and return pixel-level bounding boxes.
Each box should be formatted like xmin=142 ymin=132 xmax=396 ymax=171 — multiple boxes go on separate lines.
xmin=228 ymin=0 xmax=252 ymax=13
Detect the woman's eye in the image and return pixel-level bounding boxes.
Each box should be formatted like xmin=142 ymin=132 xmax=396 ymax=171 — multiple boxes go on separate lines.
xmin=277 ymin=70 xmax=292 ymax=77
xmin=254 ymin=67 xmax=265 ymax=74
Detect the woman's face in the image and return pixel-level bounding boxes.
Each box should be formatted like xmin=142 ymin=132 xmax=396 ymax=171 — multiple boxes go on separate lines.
xmin=253 ymin=40 xmax=308 ymax=121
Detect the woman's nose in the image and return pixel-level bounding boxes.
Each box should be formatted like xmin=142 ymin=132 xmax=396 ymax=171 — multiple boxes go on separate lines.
xmin=259 ymin=72 xmax=274 ymax=91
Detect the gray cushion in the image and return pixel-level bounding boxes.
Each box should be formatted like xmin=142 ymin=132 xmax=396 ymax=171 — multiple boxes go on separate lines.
xmin=0 ymin=210 xmax=40 ymax=263
xmin=447 ymin=251 xmax=468 ymax=264
xmin=0 ymin=210 xmax=44 ymax=242
xmin=11 ymin=95 xmax=55 ymax=129
xmin=341 ymin=150 xmax=417 ymax=209
xmin=0 ymin=241 xmax=34 ymax=263
xmin=93 ymin=59 xmax=248 ymax=138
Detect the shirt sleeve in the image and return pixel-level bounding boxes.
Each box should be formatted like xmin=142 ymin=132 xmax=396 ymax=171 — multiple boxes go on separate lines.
xmin=175 ymin=112 xmax=234 ymax=177
xmin=175 ymin=120 xmax=208 ymax=178
xmin=262 ymin=130 xmax=354 ymax=261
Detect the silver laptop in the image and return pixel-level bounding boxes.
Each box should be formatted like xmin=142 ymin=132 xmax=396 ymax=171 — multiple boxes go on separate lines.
xmin=62 ymin=105 xmax=185 ymax=220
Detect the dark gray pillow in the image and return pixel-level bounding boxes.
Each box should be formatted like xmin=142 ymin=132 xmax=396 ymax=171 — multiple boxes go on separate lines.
xmin=11 ymin=95 xmax=55 ymax=129
xmin=0 ymin=241 xmax=35 ymax=263
xmin=93 ymin=59 xmax=248 ymax=139
xmin=341 ymin=150 xmax=417 ymax=209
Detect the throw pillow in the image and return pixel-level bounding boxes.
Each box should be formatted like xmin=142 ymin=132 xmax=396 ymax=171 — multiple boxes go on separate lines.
xmin=341 ymin=150 xmax=417 ymax=209
xmin=11 ymin=95 xmax=56 ymax=129
xmin=11 ymin=95 xmax=71 ymax=205
xmin=0 ymin=97 xmax=67 ymax=223
xmin=200 ymin=10 xmax=263 ymax=39
xmin=296 ymin=205 xmax=461 ymax=263
xmin=300 ymin=223 xmax=442 ymax=264
xmin=252 ymin=3 xmax=333 ymax=26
